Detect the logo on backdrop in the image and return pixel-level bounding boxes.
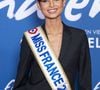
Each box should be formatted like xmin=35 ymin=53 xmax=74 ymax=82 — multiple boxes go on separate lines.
xmin=64 ymin=0 xmax=100 ymax=21
xmin=0 ymin=0 xmax=44 ymax=20
xmin=85 ymin=29 xmax=100 ymax=48
xmin=62 ymin=0 xmax=100 ymax=29
xmin=94 ymin=82 xmax=100 ymax=90
xmin=0 ymin=0 xmax=99 ymax=29
xmin=4 ymin=79 xmax=15 ymax=90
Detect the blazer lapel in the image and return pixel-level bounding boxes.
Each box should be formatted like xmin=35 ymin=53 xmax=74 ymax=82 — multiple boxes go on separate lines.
xmin=59 ymin=24 xmax=72 ymax=66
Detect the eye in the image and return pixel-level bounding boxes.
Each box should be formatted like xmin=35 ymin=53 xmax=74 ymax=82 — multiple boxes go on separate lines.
xmin=40 ymin=0 xmax=49 ymax=2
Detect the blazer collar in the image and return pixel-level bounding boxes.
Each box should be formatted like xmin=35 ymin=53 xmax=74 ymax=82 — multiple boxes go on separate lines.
xmin=59 ymin=23 xmax=72 ymax=62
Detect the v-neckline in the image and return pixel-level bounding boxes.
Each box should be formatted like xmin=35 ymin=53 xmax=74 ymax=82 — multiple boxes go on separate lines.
xmin=41 ymin=23 xmax=64 ymax=60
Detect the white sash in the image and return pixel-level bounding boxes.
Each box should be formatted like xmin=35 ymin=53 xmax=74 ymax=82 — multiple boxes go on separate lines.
xmin=24 ymin=26 xmax=72 ymax=90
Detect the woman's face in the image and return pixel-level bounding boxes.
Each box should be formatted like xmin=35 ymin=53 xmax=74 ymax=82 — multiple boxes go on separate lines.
xmin=38 ymin=0 xmax=65 ymax=19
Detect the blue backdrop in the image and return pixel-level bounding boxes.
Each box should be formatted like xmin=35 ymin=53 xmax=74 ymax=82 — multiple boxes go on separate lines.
xmin=0 ymin=0 xmax=100 ymax=90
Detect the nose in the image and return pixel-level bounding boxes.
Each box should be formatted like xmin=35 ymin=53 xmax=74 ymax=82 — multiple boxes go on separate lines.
xmin=49 ymin=0 xmax=54 ymax=7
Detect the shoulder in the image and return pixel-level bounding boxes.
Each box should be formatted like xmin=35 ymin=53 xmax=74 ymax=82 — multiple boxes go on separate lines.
xmin=64 ymin=23 xmax=85 ymax=35
xmin=63 ymin=23 xmax=87 ymax=41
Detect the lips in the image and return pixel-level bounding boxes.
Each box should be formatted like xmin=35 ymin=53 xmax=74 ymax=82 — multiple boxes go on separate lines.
xmin=47 ymin=8 xmax=57 ymax=14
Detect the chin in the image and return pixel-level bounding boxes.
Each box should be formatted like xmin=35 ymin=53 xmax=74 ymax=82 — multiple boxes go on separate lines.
xmin=45 ymin=14 xmax=61 ymax=19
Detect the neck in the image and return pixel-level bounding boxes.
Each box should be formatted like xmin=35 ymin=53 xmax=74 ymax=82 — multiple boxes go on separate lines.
xmin=45 ymin=17 xmax=63 ymax=34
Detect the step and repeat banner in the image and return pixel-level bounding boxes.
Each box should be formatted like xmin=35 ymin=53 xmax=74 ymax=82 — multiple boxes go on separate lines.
xmin=0 ymin=0 xmax=100 ymax=90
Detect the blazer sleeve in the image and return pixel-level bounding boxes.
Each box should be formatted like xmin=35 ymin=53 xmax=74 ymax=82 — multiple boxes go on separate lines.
xmin=79 ymin=31 xmax=92 ymax=90
xmin=13 ymin=35 xmax=32 ymax=90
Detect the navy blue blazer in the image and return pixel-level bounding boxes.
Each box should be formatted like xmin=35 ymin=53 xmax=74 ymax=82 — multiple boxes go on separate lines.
xmin=13 ymin=23 xmax=92 ymax=90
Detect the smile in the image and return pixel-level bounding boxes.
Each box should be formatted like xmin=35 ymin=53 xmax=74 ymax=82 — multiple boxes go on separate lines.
xmin=47 ymin=8 xmax=57 ymax=14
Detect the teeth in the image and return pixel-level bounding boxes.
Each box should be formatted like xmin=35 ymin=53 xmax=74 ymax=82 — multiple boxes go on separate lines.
xmin=48 ymin=9 xmax=57 ymax=13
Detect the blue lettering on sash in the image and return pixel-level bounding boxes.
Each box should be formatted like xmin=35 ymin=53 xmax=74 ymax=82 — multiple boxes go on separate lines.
xmin=31 ymin=33 xmax=46 ymax=52
xmin=31 ymin=32 xmax=67 ymax=89
xmin=31 ymin=33 xmax=42 ymax=43
xmin=57 ymin=85 xmax=66 ymax=90
xmin=40 ymin=51 xmax=52 ymax=64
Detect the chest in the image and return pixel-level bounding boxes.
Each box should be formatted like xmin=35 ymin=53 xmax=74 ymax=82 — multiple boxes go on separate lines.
xmin=47 ymin=33 xmax=63 ymax=58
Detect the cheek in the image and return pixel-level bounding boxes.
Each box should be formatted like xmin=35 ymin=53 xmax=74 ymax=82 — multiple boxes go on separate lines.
xmin=59 ymin=4 xmax=64 ymax=11
xmin=40 ymin=5 xmax=47 ymax=12
xmin=59 ymin=3 xmax=64 ymax=8
xmin=57 ymin=5 xmax=63 ymax=12
xmin=40 ymin=7 xmax=49 ymax=16
xmin=42 ymin=8 xmax=48 ymax=14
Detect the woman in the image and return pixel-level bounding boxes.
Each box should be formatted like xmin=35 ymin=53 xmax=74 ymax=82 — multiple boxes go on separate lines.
xmin=13 ymin=0 xmax=92 ymax=89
